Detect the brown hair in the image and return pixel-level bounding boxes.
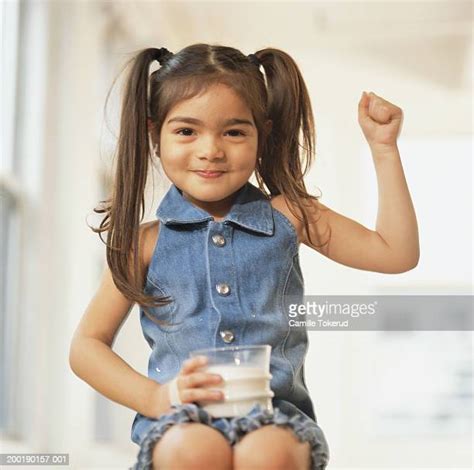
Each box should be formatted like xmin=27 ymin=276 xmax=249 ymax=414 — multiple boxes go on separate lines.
xmin=90 ymin=43 xmax=330 ymax=325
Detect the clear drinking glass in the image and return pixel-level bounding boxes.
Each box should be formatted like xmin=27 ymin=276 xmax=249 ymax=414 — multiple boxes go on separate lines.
xmin=189 ymin=345 xmax=274 ymax=417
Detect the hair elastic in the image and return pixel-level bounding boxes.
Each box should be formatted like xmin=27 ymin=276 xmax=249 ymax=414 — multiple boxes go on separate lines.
xmin=247 ymin=53 xmax=261 ymax=67
xmin=155 ymin=47 xmax=173 ymax=65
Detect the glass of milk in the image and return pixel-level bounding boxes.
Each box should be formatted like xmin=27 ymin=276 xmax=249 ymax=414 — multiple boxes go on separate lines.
xmin=189 ymin=344 xmax=274 ymax=418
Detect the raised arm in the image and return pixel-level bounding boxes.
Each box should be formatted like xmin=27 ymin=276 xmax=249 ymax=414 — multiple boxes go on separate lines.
xmin=287 ymin=92 xmax=419 ymax=274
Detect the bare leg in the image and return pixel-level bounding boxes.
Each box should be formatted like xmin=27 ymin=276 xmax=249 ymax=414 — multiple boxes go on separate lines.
xmin=233 ymin=425 xmax=311 ymax=470
xmin=152 ymin=422 xmax=233 ymax=470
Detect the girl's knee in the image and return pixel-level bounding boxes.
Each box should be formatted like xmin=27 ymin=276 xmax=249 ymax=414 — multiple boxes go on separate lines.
xmin=152 ymin=422 xmax=232 ymax=470
xmin=233 ymin=425 xmax=311 ymax=470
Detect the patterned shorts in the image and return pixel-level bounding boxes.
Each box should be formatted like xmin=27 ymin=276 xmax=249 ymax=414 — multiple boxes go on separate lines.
xmin=131 ymin=402 xmax=329 ymax=470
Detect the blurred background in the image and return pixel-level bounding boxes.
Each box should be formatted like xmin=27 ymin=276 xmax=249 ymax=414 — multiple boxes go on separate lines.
xmin=1 ymin=0 xmax=472 ymax=468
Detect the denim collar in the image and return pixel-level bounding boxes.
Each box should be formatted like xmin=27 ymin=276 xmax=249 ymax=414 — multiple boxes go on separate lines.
xmin=156 ymin=182 xmax=274 ymax=236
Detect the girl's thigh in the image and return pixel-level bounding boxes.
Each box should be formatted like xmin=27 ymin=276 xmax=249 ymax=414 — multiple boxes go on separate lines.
xmin=233 ymin=424 xmax=312 ymax=470
xmin=151 ymin=422 xmax=233 ymax=470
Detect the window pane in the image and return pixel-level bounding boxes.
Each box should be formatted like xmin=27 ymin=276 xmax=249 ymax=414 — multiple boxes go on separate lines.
xmin=0 ymin=186 xmax=14 ymax=432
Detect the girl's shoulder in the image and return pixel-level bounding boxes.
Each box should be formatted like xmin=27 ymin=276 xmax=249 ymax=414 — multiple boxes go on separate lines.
xmin=270 ymin=195 xmax=304 ymax=244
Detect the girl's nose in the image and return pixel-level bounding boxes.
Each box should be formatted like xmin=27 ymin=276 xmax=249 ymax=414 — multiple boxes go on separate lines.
xmin=199 ymin=152 xmax=225 ymax=161
xmin=198 ymin=144 xmax=225 ymax=160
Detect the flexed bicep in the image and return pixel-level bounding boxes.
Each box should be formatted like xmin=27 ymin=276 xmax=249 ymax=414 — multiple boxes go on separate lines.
xmin=303 ymin=201 xmax=413 ymax=274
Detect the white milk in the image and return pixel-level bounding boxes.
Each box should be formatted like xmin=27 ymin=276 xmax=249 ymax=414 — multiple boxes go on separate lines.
xmin=197 ymin=364 xmax=274 ymax=417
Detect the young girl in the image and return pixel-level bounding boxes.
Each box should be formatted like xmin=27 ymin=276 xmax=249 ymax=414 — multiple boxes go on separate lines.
xmin=69 ymin=44 xmax=419 ymax=470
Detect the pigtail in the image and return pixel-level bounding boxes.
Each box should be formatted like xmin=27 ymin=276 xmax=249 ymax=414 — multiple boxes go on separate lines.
xmin=255 ymin=49 xmax=330 ymax=250
xmin=90 ymin=48 xmax=174 ymax=326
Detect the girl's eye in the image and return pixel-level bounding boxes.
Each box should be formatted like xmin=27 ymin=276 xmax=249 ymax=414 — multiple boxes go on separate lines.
xmin=227 ymin=129 xmax=246 ymax=137
xmin=176 ymin=128 xmax=194 ymax=136
xmin=175 ymin=128 xmax=245 ymax=137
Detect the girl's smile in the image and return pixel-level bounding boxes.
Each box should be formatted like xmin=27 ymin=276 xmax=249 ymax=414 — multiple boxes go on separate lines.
xmin=193 ymin=170 xmax=226 ymax=178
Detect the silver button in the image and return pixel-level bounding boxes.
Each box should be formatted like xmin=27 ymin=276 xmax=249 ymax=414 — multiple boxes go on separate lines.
xmin=216 ymin=283 xmax=231 ymax=296
xmin=220 ymin=330 xmax=235 ymax=343
xmin=212 ymin=234 xmax=226 ymax=247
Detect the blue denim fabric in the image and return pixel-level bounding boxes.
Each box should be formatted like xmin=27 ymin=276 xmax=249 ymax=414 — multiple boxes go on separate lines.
xmin=130 ymin=181 xmax=329 ymax=467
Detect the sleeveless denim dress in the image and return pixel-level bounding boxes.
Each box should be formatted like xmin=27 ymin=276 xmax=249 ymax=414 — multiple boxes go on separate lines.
xmin=131 ymin=182 xmax=329 ymax=470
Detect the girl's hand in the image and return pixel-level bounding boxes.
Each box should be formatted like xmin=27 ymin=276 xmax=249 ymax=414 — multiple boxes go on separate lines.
xmin=358 ymin=91 xmax=404 ymax=153
xmin=159 ymin=356 xmax=224 ymax=412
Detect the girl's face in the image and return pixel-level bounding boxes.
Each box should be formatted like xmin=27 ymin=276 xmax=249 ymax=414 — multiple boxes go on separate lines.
xmin=157 ymin=83 xmax=261 ymax=220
